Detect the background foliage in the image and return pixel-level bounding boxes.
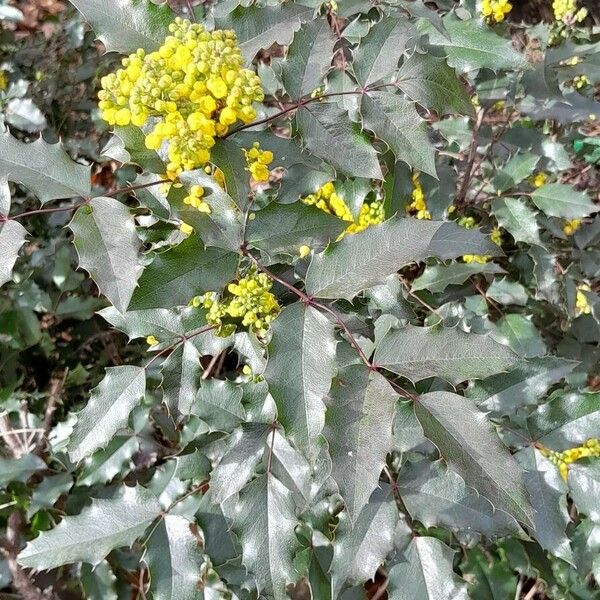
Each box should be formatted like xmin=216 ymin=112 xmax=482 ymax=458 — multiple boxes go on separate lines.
xmin=0 ymin=0 xmax=599 ymax=598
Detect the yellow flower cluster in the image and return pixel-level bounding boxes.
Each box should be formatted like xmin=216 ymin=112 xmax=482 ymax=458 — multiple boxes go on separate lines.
xmin=552 ymin=0 xmax=587 ymax=24
xmin=480 ymin=0 xmax=512 ymax=23
xmin=575 ymin=284 xmax=591 ymax=316
xmin=0 ymin=71 xmax=7 ymax=91
xmin=563 ymin=218 xmax=582 ymax=236
xmin=179 ymin=222 xmax=194 ymax=236
xmin=183 ymin=184 xmax=211 ymax=213
xmin=531 ymin=172 xmax=548 ymax=188
xmin=573 ymin=74 xmax=590 ymax=90
xmin=244 ymin=142 xmax=273 ymax=182
xmin=193 ymin=271 xmax=280 ymax=336
xmin=301 ymin=181 xmax=385 ymax=236
xmin=98 ymin=18 xmax=264 ymax=178
xmin=146 ymin=335 xmax=159 ymax=347
xmin=407 ymin=173 xmax=431 ymax=220
xmin=560 ymin=56 xmax=582 ymax=66
xmin=542 ymin=439 xmax=600 ymax=480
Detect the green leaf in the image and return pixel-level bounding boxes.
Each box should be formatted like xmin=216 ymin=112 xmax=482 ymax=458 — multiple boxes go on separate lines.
xmin=209 ymin=140 xmax=251 ymax=212
xmin=216 ymin=3 xmax=313 ymax=61
xmin=69 ymin=0 xmax=175 ymax=54
xmin=270 ymin=430 xmax=312 ymax=505
xmin=145 ymin=515 xmax=204 ymax=600
xmin=527 ymin=390 xmax=600 ymax=450
xmin=28 ymin=474 xmax=73 ymax=518
xmin=387 ymin=536 xmax=468 ymax=600
xmin=397 ymin=53 xmax=473 ymax=117
xmin=81 ymin=561 xmax=118 ymax=600
xmin=518 ymin=448 xmax=572 ymax=561
xmin=569 ymin=463 xmax=600 ymax=523
xmin=422 ymin=14 xmax=529 ymax=72
xmin=296 ymin=102 xmax=383 ymax=180
xmin=415 ymin=392 xmax=534 ymax=527
xmin=226 ymin=474 xmax=299 ymax=600
xmin=209 ymin=423 xmax=270 ymax=504
xmin=68 ymin=366 xmax=146 ymax=462
xmin=352 ymin=17 xmax=415 ymax=86
xmin=492 ymin=198 xmax=542 ymax=246
xmin=0 ymin=454 xmax=45 ymax=486
xmin=18 ymin=485 xmax=161 ymax=569
xmin=0 ymin=220 xmax=27 ymax=287
xmin=128 ymin=238 xmax=238 ymax=310
xmin=398 ymin=459 xmax=520 ymax=537
xmin=530 ymin=183 xmax=596 ymax=219
xmin=492 ymin=314 xmax=546 ymax=358
xmin=192 ymin=379 xmax=246 ymax=433
xmin=161 ymin=341 xmax=201 ymax=416
xmin=104 ymin=126 xmax=165 ymax=174
xmin=76 ymin=436 xmax=140 ymax=487
xmin=264 ymin=303 xmax=336 ymax=460
xmin=247 ymin=201 xmax=347 ymax=258
xmin=0 ymin=128 xmax=90 ymax=203
xmin=282 ymin=19 xmax=335 ymax=98
xmin=461 ymin=547 xmax=517 ymax=600
xmin=0 ymin=177 xmax=10 ymax=215
xmin=467 ymin=357 xmax=579 ymax=414
xmin=412 ymin=262 xmax=504 ymax=293
xmin=305 ymin=216 xmax=499 ymax=300
xmin=492 ymin=153 xmax=539 ymax=193
xmin=486 ymin=277 xmax=528 ymax=306
xmin=374 ymin=324 xmax=517 ymax=385
xmin=325 ymin=366 xmax=397 ymax=522
xmin=70 ymin=198 xmax=142 ymax=313
xmin=330 ymin=484 xmax=406 ymax=597
xmin=361 ymin=92 xmax=436 ymax=177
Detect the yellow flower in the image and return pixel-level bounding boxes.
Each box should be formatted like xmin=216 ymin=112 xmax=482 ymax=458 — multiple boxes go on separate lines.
xmin=480 ymin=0 xmax=512 ymax=23
xmin=244 ymin=142 xmax=274 ymax=183
xmin=575 ymin=284 xmax=591 ymax=316
xmin=563 ymin=219 xmax=581 ymax=236
xmin=179 ymin=222 xmax=194 ymax=236
xmin=299 ymin=245 xmax=311 ymax=258
xmin=146 ymin=335 xmax=159 ymax=347
xmin=98 ymin=18 xmax=264 ymax=177
xmin=407 ymin=172 xmax=431 ymax=220
xmin=0 ymin=70 xmax=8 ymax=91
xmin=531 ymin=172 xmax=548 ymax=188
xmin=552 ymin=0 xmax=587 ymax=23
xmin=198 ymin=271 xmax=281 ymax=337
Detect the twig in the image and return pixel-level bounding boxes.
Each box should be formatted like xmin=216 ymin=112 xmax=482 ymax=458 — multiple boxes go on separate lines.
xmin=201 ymin=350 xmax=225 ymax=380
xmin=371 ymin=577 xmax=390 ymax=600
xmin=455 ymin=108 xmax=486 ymax=206
xmin=185 ymin=0 xmax=196 ymax=22
xmin=33 ymin=369 xmax=68 ymax=455
xmin=383 ymin=465 xmax=414 ymax=531
xmin=398 ymin=274 xmax=440 ymax=318
xmin=144 ymin=325 xmax=217 ymax=369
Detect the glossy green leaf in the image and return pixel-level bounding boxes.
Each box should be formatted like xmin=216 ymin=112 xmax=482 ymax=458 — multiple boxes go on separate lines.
xmin=374 ymin=324 xmax=517 ymax=384
xmin=128 ymin=238 xmax=238 ymax=310
xmin=0 ymin=454 xmax=46 ymax=486
xmin=569 ymin=463 xmax=600 ymax=523
xmin=68 ymin=366 xmax=145 ymax=462
xmin=397 ymin=53 xmax=473 ymax=116
xmin=18 ymin=485 xmax=161 ymax=569
xmin=0 ymin=220 xmax=27 ymax=287
xmin=399 ymin=459 xmax=519 ymax=536
xmin=361 ymin=92 xmax=436 ymax=177
xmin=306 ymin=216 xmax=499 ymax=300
xmin=296 ymin=101 xmax=383 ymax=180
xmin=216 ymin=3 xmax=313 ymax=61
xmin=161 ymin=341 xmax=201 ymax=416
xmin=264 ymin=303 xmax=336 ymax=461
xmin=352 ymin=16 xmax=415 ymax=86
xmin=492 ymin=153 xmax=539 ymax=193
xmin=415 ymin=392 xmax=534 ymax=527
xmin=192 ymin=379 xmax=246 ymax=433
xmin=492 ymin=314 xmax=546 ymax=358
xmin=492 ymin=197 xmax=542 ymax=246
xmin=531 ymin=183 xmax=596 ymax=219
xmin=76 ymin=436 xmax=139 ymax=487
xmin=412 ymin=262 xmax=504 ymax=293
xmin=70 ymin=198 xmax=142 ymax=313
xmin=0 ymin=128 xmax=90 ymax=203
xmin=70 ymin=0 xmax=175 ymax=54
xmin=282 ymin=19 xmax=335 ymax=98
xmin=325 ymin=366 xmax=397 ymax=522
xmin=387 ymin=536 xmax=468 ymax=600
xmin=226 ymin=474 xmax=299 ymax=600
xmin=247 ymin=201 xmax=346 ymax=258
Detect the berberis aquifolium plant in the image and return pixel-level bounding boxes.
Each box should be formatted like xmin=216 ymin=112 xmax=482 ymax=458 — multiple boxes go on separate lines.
xmin=0 ymin=0 xmax=599 ymax=598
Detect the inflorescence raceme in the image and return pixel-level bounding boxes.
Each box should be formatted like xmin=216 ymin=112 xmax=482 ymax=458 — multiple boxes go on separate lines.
xmin=98 ymin=17 xmax=264 ymax=179
xmin=302 ymin=181 xmax=385 ymax=237
xmin=192 ymin=271 xmax=281 ymax=337
xmin=541 ymin=439 xmax=600 ymax=480
xmin=480 ymin=0 xmax=512 ymax=24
